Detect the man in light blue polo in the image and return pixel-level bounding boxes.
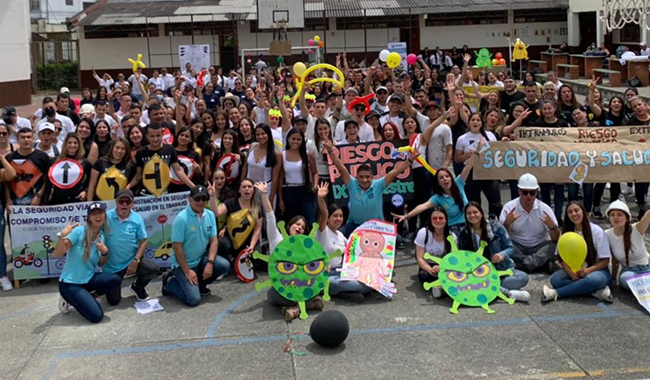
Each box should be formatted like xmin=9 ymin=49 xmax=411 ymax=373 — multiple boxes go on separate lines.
xmin=162 ymin=185 xmax=230 ymax=306
xmin=104 ymin=189 xmax=158 ymax=304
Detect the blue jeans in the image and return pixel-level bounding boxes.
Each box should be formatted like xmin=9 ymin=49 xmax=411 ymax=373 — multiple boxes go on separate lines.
xmin=281 ymin=185 xmax=316 ymax=226
xmin=58 ymin=272 xmax=122 ymax=323
xmin=619 ymin=264 xmax=650 ymax=291
xmin=0 ymin=202 xmax=6 ymax=278
xmin=328 ymin=272 xmax=373 ymax=296
xmin=501 ymin=269 xmax=529 ymax=295
xmin=567 ymin=183 xmax=594 ymax=213
xmin=550 ymin=268 xmax=611 ymax=298
xmin=540 ymin=184 xmax=565 ymax=221
xmin=166 ymin=254 xmax=230 ymax=307
xmin=341 ymin=222 xmax=360 ymax=238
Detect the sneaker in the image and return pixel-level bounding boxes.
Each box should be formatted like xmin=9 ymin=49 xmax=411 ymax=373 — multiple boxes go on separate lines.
xmin=622 ymin=186 xmax=634 ymax=196
xmin=130 ymin=283 xmax=150 ymax=301
xmin=591 ymin=206 xmax=603 ymax=219
xmin=592 ymin=286 xmax=614 ymax=303
xmin=281 ymin=306 xmax=300 ymax=321
xmin=199 ymin=287 xmax=212 ymax=296
xmin=509 ymin=290 xmax=531 ymax=302
xmin=337 ymin=292 xmax=365 ymax=303
xmin=396 ymin=241 xmax=405 ymax=250
xmin=0 ymin=276 xmax=13 ymax=291
xmin=431 ymin=286 xmax=443 ymax=299
xmin=403 ymin=231 xmax=416 ymax=243
xmin=58 ymin=297 xmax=71 ymax=314
xmin=541 ymin=285 xmax=558 ymax=303
xmin=216 ymin=274 xmax=225 ymax=281
xmin=161 ymin=271 xmax=172 ymax=297
xmin=306 ymin=297 xmax=324 ymax=310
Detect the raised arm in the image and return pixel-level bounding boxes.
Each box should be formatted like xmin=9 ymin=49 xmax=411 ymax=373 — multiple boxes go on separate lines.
xmin=502 ymin=109 xmax=532 ymax=136
xmin=323 ymin=141 xmax=350 ymax=185
xmin=364 ymin=66 xmax=376 ymax=95
xmin=587 ymin=75 xmax=602 ymax=117
xmin=421 ymin=107 xmax=454 ymax=146
xmin=316 ymin=182 xmax=329 ymax=232
xmin=384 ymin=151 xmax=418 ymax=186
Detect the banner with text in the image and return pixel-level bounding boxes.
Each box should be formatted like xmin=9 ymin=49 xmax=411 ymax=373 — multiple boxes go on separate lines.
xmin=9 ymin=192 xmax=189 ymax=280
xmin=473 ymin=140 xmax=650 ymax=183
xmin=327 ymin=140 xmax=413 ymax=207
xmin=628 ymin=273 xmax=650 ymax=315
xmin=514 ymin=126 xmax=650 ymax=144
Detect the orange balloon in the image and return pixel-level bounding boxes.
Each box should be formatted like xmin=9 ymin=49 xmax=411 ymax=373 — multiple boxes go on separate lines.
xmin=318 ymin=41 xmax=324 ymax=48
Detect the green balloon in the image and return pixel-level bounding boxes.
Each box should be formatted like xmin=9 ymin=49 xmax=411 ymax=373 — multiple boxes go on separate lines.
xmin=277 ymin=56 xmax=284 ymax=63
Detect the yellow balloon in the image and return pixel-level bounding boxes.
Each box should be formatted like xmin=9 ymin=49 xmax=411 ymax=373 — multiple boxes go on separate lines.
xmin=386 ymin=52 xmax=401 ymax=69
xmin=397 ymin=146 xmax=437 ymax=176
xmin=290 ymin=63 xmax=345 ymax=107
xmin=557 ymin=232 xmax=587 ymax=272
xmin=293 ymin=62 xmax=307 ymax=77
xmin=314 ymin=35 xmax=321 ymax=42
xmin=127 ymin=53 xmax=146 ymax=73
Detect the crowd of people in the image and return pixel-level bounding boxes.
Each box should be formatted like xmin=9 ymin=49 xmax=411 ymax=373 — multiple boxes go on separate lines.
xmin=1 ymin=49 xmax=649 ymax=323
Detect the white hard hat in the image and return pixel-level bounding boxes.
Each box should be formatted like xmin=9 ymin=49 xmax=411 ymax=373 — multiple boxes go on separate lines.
xmin=517 ymin=173 xmax=539 ymax=190
xmin=606 ymin=200 xmax=631 ymax=219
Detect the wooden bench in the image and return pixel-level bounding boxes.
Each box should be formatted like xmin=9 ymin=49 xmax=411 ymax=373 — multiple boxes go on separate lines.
xmin=593 ymin=68 xmax=622 ymax=87
xmin=569 ymin=54 xmax=586 ymax=76
xmin=528 ymin=59 xmax=548 ymax=72
xmin=556 ymin=63 xmax=580 ymax=79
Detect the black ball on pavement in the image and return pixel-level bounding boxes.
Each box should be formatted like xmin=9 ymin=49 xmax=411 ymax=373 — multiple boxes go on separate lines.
xmin=309 ymin=310 xmax=349 ymax=348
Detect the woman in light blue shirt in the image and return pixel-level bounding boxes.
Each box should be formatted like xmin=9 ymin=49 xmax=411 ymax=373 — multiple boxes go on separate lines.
xmin=55 ymin=202 xmax=121 ymax=323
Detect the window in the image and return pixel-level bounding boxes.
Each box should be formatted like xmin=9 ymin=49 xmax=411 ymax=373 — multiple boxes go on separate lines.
xmin=30 ymin=0 xmax=40 ymax=11
xmin=84 ymin=24 xmax=160 ymax=39
xmin=66 ymin=0 xmax=73 ymax=6
xmin=250 ymin=18 xmax=326 ymax=32
xmin=164 ymin=22 xmax=233 ymax=36
xmin=337 ymin=15 xmax=414 ymax=30
xmin=514 ymin=8 xmax=566 ymax=23
xmin=620 ymin=22 xmax=640 ymax=43
xmin=425 ymin=11 xmax=507 ymax=27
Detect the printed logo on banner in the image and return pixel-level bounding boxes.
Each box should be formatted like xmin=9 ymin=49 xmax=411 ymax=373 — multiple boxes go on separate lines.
xmin=48 ymin=159 xmax=83 ymax=190
xmin=143 ymin=154 xmax=170 ymax=197
xmin=170 ymin=155 xmax=195 ymax=185
xmin=10 ymin=159 xmax=42 ymax=198
xmin=96 ymin=166 xmax=128 ymax=201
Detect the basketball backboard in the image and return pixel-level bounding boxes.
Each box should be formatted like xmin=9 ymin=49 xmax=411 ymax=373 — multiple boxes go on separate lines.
xmin=257 ymin=0 xmax=305 ymax=29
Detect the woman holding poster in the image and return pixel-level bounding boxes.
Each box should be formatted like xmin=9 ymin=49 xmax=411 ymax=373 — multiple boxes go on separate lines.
xmin=414 ymin=206 xmax=454 ymax=298
xmin=40 ymin=133 xmax=93 ymax=205
xmin=605 ymin=201 xmax=650 ymax=292
xmin=542 ymin=202 xmax=613 ymax=303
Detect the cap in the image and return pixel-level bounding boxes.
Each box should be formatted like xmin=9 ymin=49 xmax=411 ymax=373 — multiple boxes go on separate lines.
xmin=375 ymin=86 xmax=388 ymax=93
xmin=115 ymin=189 xmax=134 ymax=200
xmin=87 ymin=202 xmax=107 ymax=217
xmin=344 ymin=119 xmax=359 ymax=129
xmin=344 ymin=87 xmax=359 ymax=96
xmin=606 ymin=200 xmax=631 ymax=219
xmin=388 ymin=94 xmax=404 ymax=103
xmin=293 ymin=116 xmax=308 ymax=124
xmin=79 ymin=104 xmax=95 ymax=115
xmin=365 ymin=110 xmax=381 ymax=121
xmin=413 ymin=101 xmax=422 ymax=108
xmin=424 ymin=101 xmax=440 ymax=111
xmin=517 ymin=173 xmax=539 ymax=190
xmin=325 ymin=92 xmax=339 ymax=101
xmin=59 ymin=87 xmax=70 ymax=95
xmin=38 ymin=122 xmax=56 ymax=133
xmin=2 ymin=106 xmax=16 ymax=117
xmin=190 ymin=185 xmax=209 ymax=199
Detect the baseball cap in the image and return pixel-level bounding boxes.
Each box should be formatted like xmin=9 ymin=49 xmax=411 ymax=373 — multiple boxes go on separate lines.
xmin=116 ymin=189 xmax=134 ymax=200
xmin=388 ymin=94 xmax=404 ymax=103
xmin=2 ymin=107 xmax=16 ymax=117
xmin=190 ymin=185 xmax=209 ymax=199
xmin=424 ymin=101 xmax=440 ymax=111
xmin=293 ymin=116 xmax=308 ymax=124
xmin=365 ymin=110 xmax=381 ymax=121
xmin=344 ymin=87 xmax=359 ymax=96
xmin=59 ymin=87 xmax=71 ymax=95
xmin=38 ymin=122 xmax=56 ymax=133
xmin=375 ymin=86 xmax=388 ymax=93
xmin=80 ymin=104 xmax=95 ymax=115
xmin=87 ymin=202 xmax=107 ymax=217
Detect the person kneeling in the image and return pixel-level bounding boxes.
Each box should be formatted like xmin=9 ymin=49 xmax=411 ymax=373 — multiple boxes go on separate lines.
xmin=55 ymin=203 xmax=121 ymax=323
xmin=162 ymin=186 xmax=230 ymax=307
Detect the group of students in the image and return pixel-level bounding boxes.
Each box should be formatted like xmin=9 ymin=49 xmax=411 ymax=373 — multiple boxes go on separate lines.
xmin=1 ymin=51 xmax=649 ymax=322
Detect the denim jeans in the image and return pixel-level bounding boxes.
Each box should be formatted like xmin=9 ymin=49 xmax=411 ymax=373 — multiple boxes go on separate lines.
xmin=341 ymin=222 xmax=360 ymax=238
xmin=328 ymin=271 xmax=373 ymax=296
xmin=593 ymin=183 xmax=621 ymax=209
xmin=550 ymin=268 xmax=611 ymax=298
xmin=281 ymin=185 xmax=316 ymax=226
xmin=166 ymin=254 xmax=230 ymax=307
xmin=619 ymin=264 xmax=650 ymax=291
xmin=105 ymin=258 xmax=159 ymax=306
xmin=540 ymin=184 xmax=565 ymax=221
xmin=567 ymin=183 xmax=594 ymax=213
xmin=59 ymin=272 xmax=122 ymax=323
xmin=0 ymin=202 xmax=6 ymax=278
xmin=501 ymin=269 xmax=529 ymax=295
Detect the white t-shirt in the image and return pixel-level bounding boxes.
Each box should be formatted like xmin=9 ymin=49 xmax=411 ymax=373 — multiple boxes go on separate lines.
xmin=34 ymin=140 xmax=62 ymax=158
xmin=148 ymin=76 xmax=164 ymax=90
xmin=128 ymin=74 xmax=148 ymax=95
xmin=93 ymin=74 xmax=114 ymax=91
xmin=499 ymin=198 xmax=558 ymax=247
xmin=306 ymin=139 xmax=329 ymax=176
xmin=426 ymin=124 xmax=453 ymax=170
xmin=572 ymin=223 xmax=611 ymax=260
xmin=333 ymin=120 xmax=374 ymax=143
xmin=37 ymin=115 xmax=74 ymax=142
xmin=605 ymin=224 xmax=649 ymax=267
xmin=455 ymin=131 xmax=496 ymax=163
xmin=414 ymin=229 xmax=456 ymax=259
xmin=315 ymin=226 xmax=347 ymax=269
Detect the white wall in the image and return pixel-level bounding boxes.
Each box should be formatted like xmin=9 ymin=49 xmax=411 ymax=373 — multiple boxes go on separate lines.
xmin=34 ymin=0 xmax=90 ymax=24
xmin=0 ymin=0 xmax=32 ymax=82
xmin=569 ymin=0 xmax=601 ymax=13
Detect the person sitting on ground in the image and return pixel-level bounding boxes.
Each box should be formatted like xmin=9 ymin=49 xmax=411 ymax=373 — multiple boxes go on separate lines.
xmin=414 ymin=205 xmax=454 ymax=298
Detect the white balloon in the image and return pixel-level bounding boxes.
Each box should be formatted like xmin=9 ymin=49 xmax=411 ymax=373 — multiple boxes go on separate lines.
xmin=379 ymin=49 xmax=390 ymax=62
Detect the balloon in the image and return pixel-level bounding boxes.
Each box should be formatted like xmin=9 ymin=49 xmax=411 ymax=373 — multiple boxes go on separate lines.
xmin=310 ymin=311 xmax=349 ymax=348
xmin=475 ymin=48 xmax=492 ymax=69
xmin=318 ymin=41 xmax=324 ymax=48
xmin=386 ymin=52 xmax=401 ymax=69
xmin=196 ymin=69 xmax=208 ymax=87
xmin=308 ymin=39 xmax=315 ymax=46
xmin=513 ymin=38 xmax=529 ymax=61
xmin=491 ymin=58 xmax=500 ymax=66
xmin=290 ymin=63 xmax=345 ymax=107
xmin=406 ymin=53 xmax=417 ymax=65
xmin=314 ymin=35 xmax=321 ymax=42
xmin=557 ymin=232 xmax=587 ymax=272
xmin=398 ymin=145 xmax=437 ymax=176
xmin=379 ymin=49 xmax=390 ymax=62
xmin=293 ymin=62 xmax=307 ymax=77
xmin=495 ymin=52 xmax=503 ymax=59
xmin=127 ymin=53 xmax=146 ymax=73
xmin=277 ymin=56 xmax=284 ymax=64
xmin=499 ymin=58 xmax=506 ymax=65
xmin=246 ymin=59 xmax=252 ymax=64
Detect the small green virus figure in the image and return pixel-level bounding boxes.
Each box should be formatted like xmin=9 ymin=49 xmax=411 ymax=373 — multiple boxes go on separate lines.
xmin=475 ymin=48 xmax=492 ymax=69
xmin=423 ymin=236 xmax=514 ymax=314
xmin=254 ymin=222 xmax=340 ymax=320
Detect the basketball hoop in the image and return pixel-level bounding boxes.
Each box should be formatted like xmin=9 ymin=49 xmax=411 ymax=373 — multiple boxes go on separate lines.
xmin=602 ymin=0 xmax=650 ymax=31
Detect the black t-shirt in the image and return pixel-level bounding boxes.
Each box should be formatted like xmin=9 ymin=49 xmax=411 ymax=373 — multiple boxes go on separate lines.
xmin=531 ymin=118 xmax=569 ymax=128
xmin=224 ymin=197 xmax=263 ymax=219
xmin=559 ymin=103 xmax=577 ymax=125
xmin=450 ymin=119 xmax=468 ymax=149
xmin=521 ymin=99 xmax=541 ymax=126
xmin=602 ymin=110 xmax=627 ymax=126
xmin=96 ymin=139 xmax=111 ymax=159
xmin=626 ymin=115 xmax=650 ymax=126
xmin=91 ymin=158 xmax=134 ymax=200
xmin=500 ymin=90 xmax=525 ymax=114
xmin=6 ymin=149 xmax=51 ymax=202
xmin=168 ymin=149 xmax=202 ymax=193
xmin=58 ymin=109 xmax=80 ymax=126
xmin=43 ymin=158 xmax=93 ymax=205
xmin=135 ymin=144 xmax=179 ymax=195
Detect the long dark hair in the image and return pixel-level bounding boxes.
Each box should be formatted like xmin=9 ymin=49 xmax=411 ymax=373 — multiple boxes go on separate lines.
xmin=173 ymin=125 xmax=194 ymax=149
xmin=433 ymin=168 xmax=464 ymax=211
xmin=402 ymin=115 xmax=422 ymax=135
xmin=562 ymin=201 xmax=597 ymax=266
xmin=254 ymin=123 xmax=277 ymax=168
xmin=461 ymin=201 xmax=491 ymax=259
xmin=285 ymin=128 xmax=312 ymax=191
xmin=313 ymin=117 xmax=332 ymax=151
xmin=423 ymin=205 xmax=452 ymax=255
xmin=78 ymin=118 xmax=96 ymax=154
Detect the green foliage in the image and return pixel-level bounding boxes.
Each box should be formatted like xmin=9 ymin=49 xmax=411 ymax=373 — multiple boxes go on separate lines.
xmin=35 ymin=62 xmax=78 ymax=91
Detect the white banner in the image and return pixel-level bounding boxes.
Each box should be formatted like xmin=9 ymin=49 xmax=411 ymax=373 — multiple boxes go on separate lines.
xmin=179 ymin=44 xmax=211 ymax=72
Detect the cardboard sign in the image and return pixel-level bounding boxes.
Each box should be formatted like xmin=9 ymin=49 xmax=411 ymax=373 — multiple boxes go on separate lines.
xmin=327 ymin=140 xmax=414 ymax=206
xmin=627 ymin=272 xmax=650 ymax=315
xmin=96 ymin=166 xmax=128 ymax=201
xmin=48 ymin=159 xmax=83 ymax=190
xmin=515 ymin=126 xmax=650 ymax=144
xmin=473 ymin=140 xmax=650 ymax=183
xmin=142 ymin=154 xmax=170 ymax=197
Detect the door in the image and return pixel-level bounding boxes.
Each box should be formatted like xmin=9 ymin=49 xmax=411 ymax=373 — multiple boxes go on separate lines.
xmin=219 ymin=34 xmax=236 ymax=72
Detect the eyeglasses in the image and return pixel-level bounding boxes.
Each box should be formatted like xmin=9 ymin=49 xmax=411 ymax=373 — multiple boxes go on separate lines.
xmin=377 ymin=90 xmax=388 ymax=95
xmin=117 ymin=198 xmax=132 ymax=205
xmin=193 ymin=197 xmax=208 ymax=203
xmin=54 ymin=127 xmax=62 ymax=132
xmin=521 ymin=190 xmax=537 ymax=196
xmin=0 ymin=132 xmax=7 ymax=137
xmin=354 ymin=106 xmax=366 ymax=112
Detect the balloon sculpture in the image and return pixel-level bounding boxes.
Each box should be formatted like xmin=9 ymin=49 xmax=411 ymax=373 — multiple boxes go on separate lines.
xmin=475 ymin=48 xmax=492 ymax=69
xmin=347 ymin=93 xmax=375 ymax=115
xmin=127 ymin=53 xmax=146 ymax=73
xmin=196 ymin=69 xmax=208 ymax=87
xmin=557 ymin=232 xmax=587 ymax=272
xmin=290 ymin=63 xmax=345 ymax=107
xmin=513 ymin=38 xmax=529 ymax=60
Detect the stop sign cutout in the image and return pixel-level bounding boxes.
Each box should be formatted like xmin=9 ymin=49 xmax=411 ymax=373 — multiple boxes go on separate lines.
xmin=158 ymin=215 xmax=167 ymax=224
